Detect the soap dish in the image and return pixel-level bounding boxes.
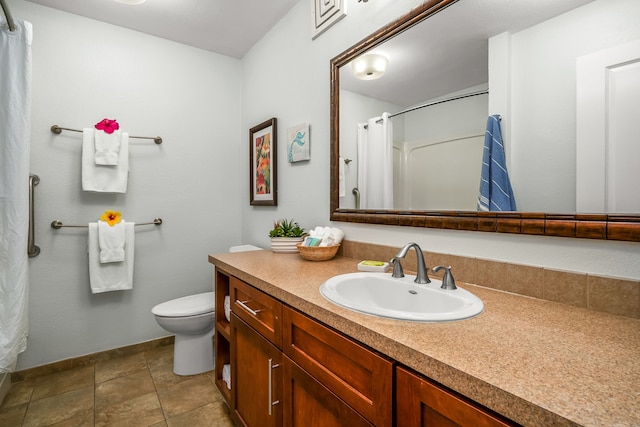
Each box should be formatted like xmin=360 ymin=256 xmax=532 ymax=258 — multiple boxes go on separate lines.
xmin=357 ymin=260 xmax=390 ymax=272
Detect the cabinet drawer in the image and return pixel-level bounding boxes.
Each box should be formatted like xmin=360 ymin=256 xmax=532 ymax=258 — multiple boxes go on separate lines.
xmin=283 ymin=306 xmax=393 ymax=427
xmin=230 ymin=276 xmax=282 ymax=349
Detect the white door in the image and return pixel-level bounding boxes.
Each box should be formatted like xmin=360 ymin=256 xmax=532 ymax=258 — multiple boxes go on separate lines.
xmin=576 ymin=39 xmax=640 ymax=213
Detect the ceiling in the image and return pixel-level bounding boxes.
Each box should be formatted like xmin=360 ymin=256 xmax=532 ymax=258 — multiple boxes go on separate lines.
xmin=24 ymin=0 xmax=299 ymax=58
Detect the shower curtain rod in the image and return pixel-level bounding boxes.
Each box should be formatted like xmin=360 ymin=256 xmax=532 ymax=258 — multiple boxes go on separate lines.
xmin=364 ymin=89 xmax=490 ymax=128
xmin=0 ymin=0 xmax=16 ymax=32
xmin=51 ymin=125 xmax=163 ymax=144
xmin=387 ymin=89 xmax=489 ymax=120
xmin=51 ymin=218 xmax=163 ymax=229
xmin=368 ymin=90 xmax=489 ymax=126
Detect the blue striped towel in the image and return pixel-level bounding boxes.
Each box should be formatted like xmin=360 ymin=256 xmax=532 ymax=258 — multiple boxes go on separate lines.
xmin=477 ymin=115 xmax=516 ymax=211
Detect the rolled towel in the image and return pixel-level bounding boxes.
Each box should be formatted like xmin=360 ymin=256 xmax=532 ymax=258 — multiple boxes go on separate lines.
xmin=329 ymin=228 xmax=344 ymax=245
xmin=224 ymin=295 xmax=230 ymax=322
xmin=98 ymin=220 xmax=126 ymax=263
xmin=319 ymin=227 xmax=336 ymax=246
xmin=94 ymin=129 xmax=122 ymax=165
xmin=309 ymin=226 xmax=344 ymax=246
xmin=222 ymin=364 xmax=231 ymax=390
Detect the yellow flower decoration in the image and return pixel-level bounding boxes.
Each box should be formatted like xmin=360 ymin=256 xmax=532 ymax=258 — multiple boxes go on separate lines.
xmin=100 ymin=210 xmax=122 ymax=227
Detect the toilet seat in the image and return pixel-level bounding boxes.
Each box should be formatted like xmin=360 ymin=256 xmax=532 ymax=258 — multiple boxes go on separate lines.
xmin=152 ymin=292 xmax=214 ymax=317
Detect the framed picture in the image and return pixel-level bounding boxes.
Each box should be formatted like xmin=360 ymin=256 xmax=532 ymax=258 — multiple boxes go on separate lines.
xmin=287 ymin=123 xmax=310 ymax=163
xmin=250 ymin=118 xmax=277 ymax=206
xmin=311 ymin=0 xmax=347 ymax=40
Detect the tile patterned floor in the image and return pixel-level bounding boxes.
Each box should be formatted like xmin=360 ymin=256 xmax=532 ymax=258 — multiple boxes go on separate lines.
xmin=0 ymin=345 xmax=234 ymax=426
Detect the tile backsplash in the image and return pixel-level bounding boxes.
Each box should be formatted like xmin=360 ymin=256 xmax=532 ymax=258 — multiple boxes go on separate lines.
xmin=341 ymin=240 xmax=640 ymax=319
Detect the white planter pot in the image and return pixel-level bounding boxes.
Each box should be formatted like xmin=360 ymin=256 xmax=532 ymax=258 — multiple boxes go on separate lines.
xmin=270 ymin=237 xmax=304 ymax=253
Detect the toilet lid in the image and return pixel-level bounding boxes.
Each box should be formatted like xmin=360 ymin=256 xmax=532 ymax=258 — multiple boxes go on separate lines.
xmin=152 ymin=292 xmax=215 ymax=317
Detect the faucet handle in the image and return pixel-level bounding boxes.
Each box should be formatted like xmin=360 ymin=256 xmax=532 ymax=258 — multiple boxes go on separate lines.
xmin=432 ymin=266 xmax=457 ymax=290
xmin=390 ymin=257 xmax=405 ymax=278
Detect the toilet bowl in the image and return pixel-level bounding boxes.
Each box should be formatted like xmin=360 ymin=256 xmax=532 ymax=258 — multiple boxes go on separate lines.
xmin=152 ymin=291 xmax=215 ymax=376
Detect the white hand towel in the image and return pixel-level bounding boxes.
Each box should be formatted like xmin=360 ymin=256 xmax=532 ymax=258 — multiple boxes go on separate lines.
xmin=82 ymin=128 xmax=129 ymax=193
xmin=98 ymin=220 xmax=125 ymax=263
xmin=88 ymin=222 xmax=135 ymax=294
xmin=94 ymin=129 xmax=122 ymax=165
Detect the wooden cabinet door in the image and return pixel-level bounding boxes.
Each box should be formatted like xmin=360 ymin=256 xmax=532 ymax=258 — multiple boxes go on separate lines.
xmin=396 ymin=367 xmax=516 ymax=427
xmin=231 ymin=313 xmax=282 ymax=427
xmin=283 ymin=306 xmax=393 ymax=426
xmin=282 ymin=356 xmax=374 ymax=427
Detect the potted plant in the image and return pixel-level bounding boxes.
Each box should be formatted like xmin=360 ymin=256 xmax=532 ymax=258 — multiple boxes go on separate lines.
xmin=269 ymin=219 xmax=306 ymax=253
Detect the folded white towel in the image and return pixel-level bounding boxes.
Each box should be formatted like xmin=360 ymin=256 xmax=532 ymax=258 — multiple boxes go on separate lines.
xmin=88 ymin=222 xmax=135 ymax=294
xmin=98 ymin=220 xmax=125 ymax=263
xmin=82 ymin=128 xmax=129 ymax=193
xmin=222 ymin=364 xmax=231 ymax=390
xmin=94 ymin=129 xmax=122 ymax=165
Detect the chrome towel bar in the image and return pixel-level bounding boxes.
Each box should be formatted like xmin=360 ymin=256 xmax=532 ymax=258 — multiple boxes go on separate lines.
xmin=51 ymin=218 xmax=163 ymax=229
xmin=51 ymin=125 xmax=163 ymax=144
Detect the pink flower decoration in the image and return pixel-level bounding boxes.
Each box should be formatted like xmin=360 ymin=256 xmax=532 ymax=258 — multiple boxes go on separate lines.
xmin=95 ymin=118 xmax=120 ymax=134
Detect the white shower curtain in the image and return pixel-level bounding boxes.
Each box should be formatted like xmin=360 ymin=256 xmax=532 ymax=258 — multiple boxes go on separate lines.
xmin=0 ymin=18 xmax=32 ymax=373
xmin=357 ymin=112 xmax=393 ymax=209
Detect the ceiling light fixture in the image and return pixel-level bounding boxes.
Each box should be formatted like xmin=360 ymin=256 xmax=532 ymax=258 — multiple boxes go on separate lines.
xmin=114 ymin=0 xmax=146 ymax=5
xmin=351 ymin=53 xmax=388 ymax=80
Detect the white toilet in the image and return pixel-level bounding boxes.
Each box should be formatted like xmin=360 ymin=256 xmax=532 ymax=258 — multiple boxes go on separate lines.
xmin=152 ymin=292 xmax=215 ymax=376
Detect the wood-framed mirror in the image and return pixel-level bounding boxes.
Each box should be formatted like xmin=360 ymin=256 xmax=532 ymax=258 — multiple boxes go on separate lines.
xmin=329 ymin=0 xmax=640 ymax=242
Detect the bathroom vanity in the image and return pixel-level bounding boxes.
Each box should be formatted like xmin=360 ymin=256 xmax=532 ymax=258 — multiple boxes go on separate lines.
xmin=209 ymin=250 xmax=640 ymax=427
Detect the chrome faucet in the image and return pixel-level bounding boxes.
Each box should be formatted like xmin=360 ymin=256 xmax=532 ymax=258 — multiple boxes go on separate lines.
xmin=390 ymin=242 xmax=430 ymax=284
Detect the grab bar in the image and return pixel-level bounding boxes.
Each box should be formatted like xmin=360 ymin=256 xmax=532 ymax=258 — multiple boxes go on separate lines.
xmin=28 ymin=174 xmax=40 ymax=258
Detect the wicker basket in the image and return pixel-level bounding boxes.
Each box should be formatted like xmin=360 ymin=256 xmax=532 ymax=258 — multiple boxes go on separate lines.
xmin=296 ymin=243 xmax=340 ymax=261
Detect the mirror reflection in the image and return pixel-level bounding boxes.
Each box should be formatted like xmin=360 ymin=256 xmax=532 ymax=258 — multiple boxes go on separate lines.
xmin=337 ymin=0 xmax=640 ymax=214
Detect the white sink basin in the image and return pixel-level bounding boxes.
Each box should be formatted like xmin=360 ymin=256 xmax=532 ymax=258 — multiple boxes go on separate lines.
xmin=320 ymin=272 xmax=484 ymax=322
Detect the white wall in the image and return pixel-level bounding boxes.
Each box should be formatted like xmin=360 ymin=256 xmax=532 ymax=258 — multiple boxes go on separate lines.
xmin=241 ymin=0 xmax=640 ymax=280
xmin=11 ymin=0 xmax=243 ymax=370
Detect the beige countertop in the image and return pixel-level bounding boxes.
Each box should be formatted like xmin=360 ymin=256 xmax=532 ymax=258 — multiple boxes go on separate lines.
xmin=208 ymin=250 xmax=640 ymax=427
